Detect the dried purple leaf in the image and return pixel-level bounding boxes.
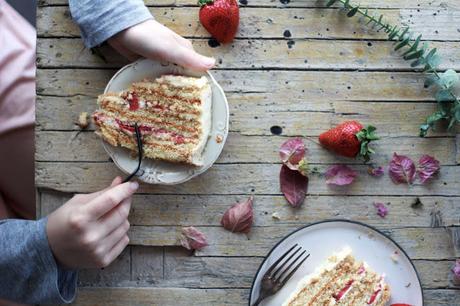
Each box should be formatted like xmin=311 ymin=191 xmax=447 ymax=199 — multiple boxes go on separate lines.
xmin=221 ymin=196 xmax=254 ymax=233
xmin=180 ymin=226 xmax=208 ymax=251
xmin=279 ymin=138 xmax=306 ymax=170
xmin=325 ymin=165 xmax=357 ymax=186
xmin=280 ymin=165 xmax=308 ymax=208
xmin=388 ymin=153 xmax=416 ymax=185
xmin=452 ymin=259 xmax=460 ymax=286
xmin=367 ymin=165 xmax=384 ymax=177
xmin=374 ymin=202 xmax=389 ymax=218
xmin=417 ymin=154 xmax=440 ymax=184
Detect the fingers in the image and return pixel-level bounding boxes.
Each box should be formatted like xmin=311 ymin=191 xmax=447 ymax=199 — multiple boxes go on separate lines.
xmin=102 ymin=220 xmax=130 ymax=252
xmin=77 ymin=176 xmax=123 ymax=203
xmin=97 ymin=197 xmax=132 ymax=237
xmin=86 ymin=181 xmax=138 ymax=219
xmin=164 ymin=45 xmax=215 ymax=71
xmin=104 ymin=234 xmax=130 ymax=266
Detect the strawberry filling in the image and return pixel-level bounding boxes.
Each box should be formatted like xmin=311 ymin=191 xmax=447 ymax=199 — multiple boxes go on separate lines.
xmin=127 ymin=93 xmax=139 ymax=111
xmin=333 ymin=280 xmax=354 ymax=301
xmin=114 ymin=119 xmax=186 ymax=145
xmin=367 ymin=289 xmax=381 ymax=304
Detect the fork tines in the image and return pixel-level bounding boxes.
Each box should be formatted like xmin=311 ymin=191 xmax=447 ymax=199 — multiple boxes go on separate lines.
xmin=265 ymin=243 xmax=310 ymax=287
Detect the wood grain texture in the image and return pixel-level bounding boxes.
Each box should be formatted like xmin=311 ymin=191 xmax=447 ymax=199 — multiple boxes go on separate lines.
xmin=63 ymin=288 xmax=460 ymax=306
xmin=36 ymin=6 xmax=460 ymax=41
xmin=77 ymin=246 xmax=457 ymax=289
xmin=36 ymin=131 xmax=458 ymax=165
xmin=37 ymin=95 xmax=459 ymax=138
xmin=37 ymin=0 xmax=460 ymax=9
xmin=40 ymin=192 xmax=460 ymax=229
xmin=37 ymin=38 xmax=460 ymax=70
xmin=36 ymin=162 xmax=460 ymax=195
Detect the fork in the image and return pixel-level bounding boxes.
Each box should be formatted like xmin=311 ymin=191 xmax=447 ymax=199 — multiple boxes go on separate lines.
xmin=252 ymin=244 xmax=310 ymax=306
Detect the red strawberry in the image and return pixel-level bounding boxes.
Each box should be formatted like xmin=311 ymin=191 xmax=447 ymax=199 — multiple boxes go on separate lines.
xmin=319 ymin=121 xmax=379 ymax=161
xmin=198 ymin=0 xmax=239 ymax=44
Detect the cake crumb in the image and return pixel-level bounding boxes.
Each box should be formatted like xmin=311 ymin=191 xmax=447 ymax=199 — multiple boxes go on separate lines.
xmin=390 ymin=251 xmax=399 ymax=263
xmin=216 ymin=134 xmax=223 ymax=143
xmin=76 ymin=112 xmax=89 ymax=129
xmin=271 ymin=212 xmax=281 ymax=220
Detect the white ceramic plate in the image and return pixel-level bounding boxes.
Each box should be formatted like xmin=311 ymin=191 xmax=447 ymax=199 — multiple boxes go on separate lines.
xmin=101 ymin=59 xmax=229 ymax=185
xmin=249 ymin=220 xmax=423 ymax=306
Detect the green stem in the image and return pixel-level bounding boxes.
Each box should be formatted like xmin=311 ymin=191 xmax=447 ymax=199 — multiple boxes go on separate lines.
xmin=335 ymin=0 xmax=460 ymax=108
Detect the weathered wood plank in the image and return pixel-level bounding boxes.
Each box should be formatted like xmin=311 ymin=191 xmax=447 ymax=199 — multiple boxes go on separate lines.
xmin=37 ymin=95 xmax=458 ymax=138
xmin=68 ymin=244 xmax=459 ymax=289
xmin=127 ymin=226 xmax=456 ymax=259
xmin=40 ymin=192 xmax=460 ymax=229
xmin=56 ymin=287 xmax=460 ymax=306
xmin=38 ymin=0 xmax=460 ymax=9
xmin=36 ymin=38 xmax=460 ymax=70
xmin=71 ymin=287 xmax=248 ymax=305
xmin=36 ymin=162 xmax=460 ymax=195
xmin=35 ymin=131 xmax=458 ymax=165
xmin=77 ymin=248 xmax=132 ymax=287
xmin=36 ymin=6 xmax=460 ymax=41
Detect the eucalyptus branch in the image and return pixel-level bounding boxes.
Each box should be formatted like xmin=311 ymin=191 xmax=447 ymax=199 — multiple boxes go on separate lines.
xmin=326 ymin=0 xmax=460 ymax=137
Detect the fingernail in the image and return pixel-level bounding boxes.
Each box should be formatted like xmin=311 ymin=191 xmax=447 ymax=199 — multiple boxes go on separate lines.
xmin=203 ymin=57 xmax=215 ymax=68
xmin=130 ymin=181 xmax=139 ymax=191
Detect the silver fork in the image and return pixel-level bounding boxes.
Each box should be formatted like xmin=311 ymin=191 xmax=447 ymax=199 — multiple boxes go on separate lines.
xmin=252 ymin=244 xmax=310 ymax=306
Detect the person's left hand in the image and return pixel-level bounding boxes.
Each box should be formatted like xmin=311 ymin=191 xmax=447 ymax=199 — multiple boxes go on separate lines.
xmin=108 ymin=19 xmax=215 ymax=71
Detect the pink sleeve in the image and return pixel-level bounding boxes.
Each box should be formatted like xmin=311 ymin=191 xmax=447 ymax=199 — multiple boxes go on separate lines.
xmin=0 ymin=0 xmax=36 ymax=136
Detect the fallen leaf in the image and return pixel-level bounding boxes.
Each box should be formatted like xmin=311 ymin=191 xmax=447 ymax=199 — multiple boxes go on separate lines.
xmin=374 ymin=202 xmax=389 ymax=218
xmin=325 ymin=165 xmax=357 ymax=186
xmin=367 ymin=165 xmax=384 ymax=177
xmin=279 ymin=138 xmax=306 ymax=170
xmin=180 ymin=227 xmax=208 ymax=251
xmin=280 ymin=165 xmax=308 ymax=208
xmin=452 ymin=259 xmax=460 ymax=286
xmin=417 ymin=154 xmax=440 ymax=183
xmin=388 ymin=153 xmax=416 ymax=185
xmin=221 ymin=196 xmax=254 ymax=233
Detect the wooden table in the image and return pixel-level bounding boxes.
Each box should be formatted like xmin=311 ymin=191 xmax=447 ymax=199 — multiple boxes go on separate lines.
xmin=36 ymin=0 xmax=460 ymax=305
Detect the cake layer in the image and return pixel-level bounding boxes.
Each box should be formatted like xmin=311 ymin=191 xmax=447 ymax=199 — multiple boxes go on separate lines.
xmin=93 ymin=75 xmax=212 ymax=166
xmin=283 ymin=247 xmax=391 ymax=306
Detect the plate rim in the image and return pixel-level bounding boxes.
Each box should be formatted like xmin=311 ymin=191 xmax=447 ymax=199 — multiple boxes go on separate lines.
xmin=248 ymin=219 xmax=424 ymax=306
xmin=101 ymin=58 xmax=229 ymax=185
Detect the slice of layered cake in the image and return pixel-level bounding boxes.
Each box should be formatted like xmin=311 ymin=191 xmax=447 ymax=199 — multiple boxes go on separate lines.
xmin=93 ymin=75 xmax=212 ymax=166
xmin=283 ymin=247 xmax=391 ymax=306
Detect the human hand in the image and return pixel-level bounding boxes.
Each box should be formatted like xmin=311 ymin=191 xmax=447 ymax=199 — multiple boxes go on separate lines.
xmin=108 ymin=19 xmax=215 ymax=71
xmin=46 ymin=177 xmax=138 ymax=269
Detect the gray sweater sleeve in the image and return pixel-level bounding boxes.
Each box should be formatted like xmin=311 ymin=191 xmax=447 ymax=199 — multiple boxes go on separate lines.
xmin=0 ymin=218 xmax=78 ymax=304
xmin=69 ymin=0 xmax=153 ymax=48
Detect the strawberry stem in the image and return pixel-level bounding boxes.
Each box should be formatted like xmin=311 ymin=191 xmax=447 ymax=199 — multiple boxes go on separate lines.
xmin=198 ymin=0 xmax=214 ymax=6
xmin=355 ymin=125 xmax=379 ymax=162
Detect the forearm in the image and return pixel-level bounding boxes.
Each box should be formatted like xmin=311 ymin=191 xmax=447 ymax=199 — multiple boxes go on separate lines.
xmin=69 ymin=0 xmax=153 ymax=48
xmin=0 ymin=218 xmax=77 ymax=304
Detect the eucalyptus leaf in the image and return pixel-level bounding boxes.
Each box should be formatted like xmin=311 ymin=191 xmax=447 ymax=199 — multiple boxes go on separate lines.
xmin=435 ymin=89 xmax=455 ymax=102
xmin=411 ymin=58 xmax=424 ymax=67
xmin=388 ymin=28 xmax=399 ymax=40
xmin=427 ymin=54 xmax=441 ymax=69
xmin=344 ymin=0 xmax=350 ymax=7
xmin=404 ymin=49 xmax=424 ymax=60
xmin=347 ymin=6 xmax=359 ymax=17
xmin=377 ymin=15 xmax=383 ymax=24
xmin=424 ymin=74 xmax=439 ymax=88
xmin=438 ymin=69 xmax=459 ymax=89
xmin=326 ymin=0 xmax=337 ymax=6
xmin=425 ymin=48 xmax=437 ymax=61
xmin=394 ymin=38 xmax=409 ymax=50
xmin=398 ymin=27 xmax=409 ymax=40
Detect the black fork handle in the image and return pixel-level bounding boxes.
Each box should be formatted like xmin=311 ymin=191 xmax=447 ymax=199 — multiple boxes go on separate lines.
xmin=252 ymin=295 xmax=264 ymax=306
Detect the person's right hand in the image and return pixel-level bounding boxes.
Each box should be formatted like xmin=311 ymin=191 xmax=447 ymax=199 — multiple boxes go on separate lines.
xmin=46 ymin=177 xmax=138 ymax=269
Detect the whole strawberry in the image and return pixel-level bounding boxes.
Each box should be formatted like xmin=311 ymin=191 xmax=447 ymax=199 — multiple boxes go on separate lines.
xmin=319 ymin=121 xmax=379 ymax=161
xmin=198 ymin=0 xmax=239 ymax=44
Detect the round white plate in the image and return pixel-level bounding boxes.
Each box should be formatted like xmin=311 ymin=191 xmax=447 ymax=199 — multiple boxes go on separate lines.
xmin=249 ymin=220 xmax=423 ymax=306
xmin=101 ymin=59 xmax=229 ymax=185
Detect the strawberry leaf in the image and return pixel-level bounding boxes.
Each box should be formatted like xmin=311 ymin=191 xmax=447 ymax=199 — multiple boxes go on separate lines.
xmin=280 ymin=165 xmax=308 ymax=208
xmin=355 ymin=125 xmax=379 ymax=162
